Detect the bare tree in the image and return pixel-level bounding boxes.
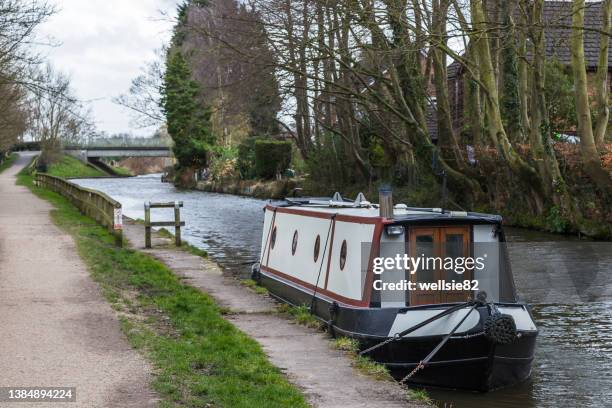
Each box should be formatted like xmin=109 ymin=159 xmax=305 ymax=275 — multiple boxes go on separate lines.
xmin=0 ymin=0 xmax=55 ymax=151
xmin=29 ymin=65 xmax=94 ymax=162
xmin=114 ymin=51 xmax=166 ymax=128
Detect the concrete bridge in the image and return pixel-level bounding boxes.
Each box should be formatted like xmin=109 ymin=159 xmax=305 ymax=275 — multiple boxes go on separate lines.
xmin=63 ymin=146 xmax=174 ymax=176
xmin=64 ymin=146 xmax=173 ymax=159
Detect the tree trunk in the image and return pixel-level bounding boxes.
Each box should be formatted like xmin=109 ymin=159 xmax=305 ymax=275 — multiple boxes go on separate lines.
xmin=517 ymin=1 xmax=531 ymax=140
xmin=594 ymin=0 xmax=611 ymax=145
xmin=528 ymin=0 xmax=575 ymax=218
xmin=464 ymin=44 xmax=484 ymax=146
xmin=285 ymin=0 xmax=312 ymax=159
xmin=384 ymin=0 xmax=429 ymax=134
xmin=432 ymin=0 xmax=465 ymax=169
xmin=469 ymin=0 xmax=539 ymax=184
xmin=499 ymin=0 xmax=523 ymax=143
xmin=571 ymin=0 xmax=612 ymax=192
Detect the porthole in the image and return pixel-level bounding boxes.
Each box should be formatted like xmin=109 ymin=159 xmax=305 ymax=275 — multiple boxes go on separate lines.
xmin=339 ymin=240 xmax=347 ymax=270
xmin=291 ymin=230 xmax=299 ymax=255
xmin=313 ymin=235 xmax=321 ymax=262
xmin=271 ymin=226 xmax=277 ymax=249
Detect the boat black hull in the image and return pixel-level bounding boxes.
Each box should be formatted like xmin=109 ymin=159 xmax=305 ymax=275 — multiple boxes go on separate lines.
xmin=258 ymin=268 xmax=537 ymax=392
xmin=369 ymin=333 xmax=536 ymax=391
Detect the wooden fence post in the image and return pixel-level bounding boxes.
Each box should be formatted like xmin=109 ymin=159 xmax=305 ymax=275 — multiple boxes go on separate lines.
xmin=143 ymin=201 xmax=184 ymax=249
xmin=144 ymin=202 xmax=151 ymax=249
xmin=113 ymin=203 xmax=123 ymax=248
xmin=174 ymin=201 xmax=181 ymax=247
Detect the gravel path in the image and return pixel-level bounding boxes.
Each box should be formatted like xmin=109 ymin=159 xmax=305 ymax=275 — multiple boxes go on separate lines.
xmin=0 ymin=153 xmax=157 ymax=408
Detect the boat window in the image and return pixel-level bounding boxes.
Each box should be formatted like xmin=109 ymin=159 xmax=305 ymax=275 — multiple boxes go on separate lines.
xmin=313 ymin=235 xmax=321 ymax=262
xmin=410 ymin=231 xmax=437 ymax=306
xmin=440 ymin=231 xmax=470 ymax=303
xmin=271 ymin=226 xmax=277 ymax=249
xmin=339 ymin=240 xmax=347 ymax=270
xmin=292 ymin=230 xmax=298 ymax=255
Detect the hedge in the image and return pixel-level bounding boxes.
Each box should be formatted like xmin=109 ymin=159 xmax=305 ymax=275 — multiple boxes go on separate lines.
xmin=237 ymin=137 xmax=262 ymax=179
xmin=254 ymin=139 xmax=292 ymax=179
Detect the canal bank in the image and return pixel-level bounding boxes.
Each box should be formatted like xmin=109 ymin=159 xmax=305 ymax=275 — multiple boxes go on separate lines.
xmin=74 ymin=174 xmax=612 ymax=408
xmin=122 ymin=220 xmax=424 ymax=408
xmin=194 ymin=177 xmax=299 ymax=199
xmin=176 ymin=177 xmax=612 ymax=241
xmin=16 ymin=156 xmax=425 ymax=407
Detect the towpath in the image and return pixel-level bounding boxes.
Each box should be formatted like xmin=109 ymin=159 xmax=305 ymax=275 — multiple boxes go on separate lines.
xmin=0 ymin=153 xmax=157 ymax=408
xmin=123 ymin=221 xmax=422 ymax=408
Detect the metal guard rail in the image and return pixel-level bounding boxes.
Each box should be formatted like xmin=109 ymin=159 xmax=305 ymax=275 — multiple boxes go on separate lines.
xmin=35 ymin=173 xmax=123 ymax=246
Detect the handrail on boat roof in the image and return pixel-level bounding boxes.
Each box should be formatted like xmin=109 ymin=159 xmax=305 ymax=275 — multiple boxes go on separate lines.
xmin=280 ymin=195 xmax=502 ymax=223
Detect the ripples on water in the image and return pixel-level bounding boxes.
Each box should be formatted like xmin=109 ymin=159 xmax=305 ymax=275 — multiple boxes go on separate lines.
xmin=73 ymin=175 xmax=612 ymax=408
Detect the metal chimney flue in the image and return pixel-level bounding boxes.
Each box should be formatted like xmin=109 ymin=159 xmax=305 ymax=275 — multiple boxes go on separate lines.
xmin=379 ymin=185 xmax=394 ymax=219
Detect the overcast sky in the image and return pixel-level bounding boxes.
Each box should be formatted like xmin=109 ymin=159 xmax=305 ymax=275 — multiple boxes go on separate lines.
xmin=36 ymin=0 xmax=179 ymax=136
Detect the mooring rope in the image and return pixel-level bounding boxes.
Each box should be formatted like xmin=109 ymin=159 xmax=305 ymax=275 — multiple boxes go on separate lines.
xmin=359 ymin=300 xmax=475 ymax=356
xmin=399 ymin=303 xmax=479 ymax=384
xmin=253 ymin=207 xmax=276 ymax=279
xmin=309 ymin=214 xmax=336 ymax=313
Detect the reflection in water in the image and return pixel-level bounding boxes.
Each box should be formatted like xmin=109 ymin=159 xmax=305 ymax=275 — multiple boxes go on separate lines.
xmin=73 ymin=175 xmax=612 ymax=408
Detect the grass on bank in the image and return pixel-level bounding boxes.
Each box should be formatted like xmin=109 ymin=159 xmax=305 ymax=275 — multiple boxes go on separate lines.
xmin=156 ymin=227 xmax=209 ymax=259
xmin=110 ymin=164 xmax=134 ymax=177
xmin=17 ymin=168 xmax=308 ymax=408
xmin=330 ymin=337 xmax=392 ymax=381
xmin=240 ymin=279 xmax=269 ymax=295
xmin=46 ymin=155 xmax=106 ymax=178
xmin=276 ymin=303 xmax=323 ymax=329
xmin=406 ymin=389 xmax=434 ymax=405
xmin=0 ymin=152 xmax=17 ymax=173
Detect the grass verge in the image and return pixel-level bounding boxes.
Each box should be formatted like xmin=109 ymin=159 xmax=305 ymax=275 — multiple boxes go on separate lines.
xmin=332 ymin=337 xmax=360 ymax=353
xmin=156 ymin=227 xmax=209 ymax=258
xmin=330 ymin=337 xmax=391 ymax=380
xmin=353 ymin=355 xmax=393 ymax=380
xmin=0 ymin=152 xmax=17 ymax=173
xmin=111 ymin=165 xmax=134 ymax=177
xmin=47 ymin=155 xmax=106 ymax=178
xmin=276 ymin=304 xmax=324 ymax=330
xmin=240 ymin=279 xmax=269 ymax=295
xmin=406 ymin=389 xmax=434 ymax=405
xmin=17 ymin=169 xmax=308 ymax=408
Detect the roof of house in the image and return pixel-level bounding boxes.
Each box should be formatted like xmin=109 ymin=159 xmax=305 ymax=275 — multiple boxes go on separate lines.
xmin=447 ymin=1 xmax=610 ymax=78
xmin=446 ymin=60 xmax=462 ymax=79
xmin=543 ymin=1 xmax=610 ymax=68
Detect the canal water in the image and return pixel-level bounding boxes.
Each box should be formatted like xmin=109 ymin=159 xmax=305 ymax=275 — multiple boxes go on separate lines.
xmin=74 ymin=174 xmax=612 ymax=408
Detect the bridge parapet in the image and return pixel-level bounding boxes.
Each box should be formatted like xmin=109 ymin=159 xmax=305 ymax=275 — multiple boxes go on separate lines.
xmin=64 ymin=146 xmax=173 ymax=158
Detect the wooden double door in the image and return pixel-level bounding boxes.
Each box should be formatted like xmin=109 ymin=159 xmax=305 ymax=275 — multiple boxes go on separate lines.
xmin=408 ymin=226 xmax=472 ymax=306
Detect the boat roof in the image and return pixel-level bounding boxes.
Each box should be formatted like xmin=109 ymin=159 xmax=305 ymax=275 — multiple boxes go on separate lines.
xmin=270 ymin=196 xmax=502 ymax=224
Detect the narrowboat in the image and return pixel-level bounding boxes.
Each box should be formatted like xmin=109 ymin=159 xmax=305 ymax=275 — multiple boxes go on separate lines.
xmin=251 ymin=189 xmax=537 ymax=392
